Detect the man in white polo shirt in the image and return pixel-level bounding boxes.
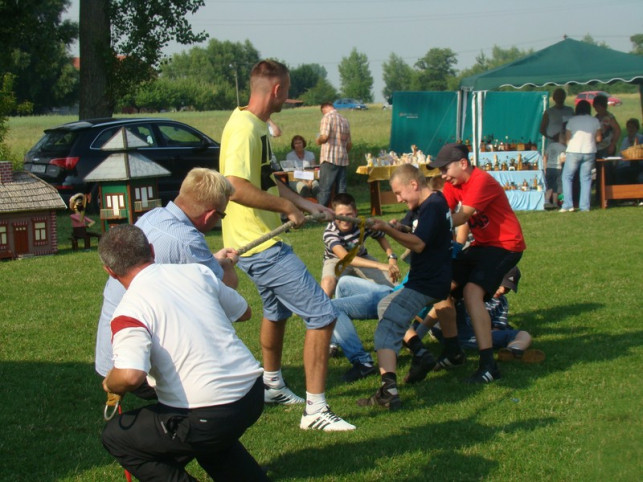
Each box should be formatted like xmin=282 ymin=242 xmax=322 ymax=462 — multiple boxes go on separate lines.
xmin=99 ymin=224 xmax=267 ymax=481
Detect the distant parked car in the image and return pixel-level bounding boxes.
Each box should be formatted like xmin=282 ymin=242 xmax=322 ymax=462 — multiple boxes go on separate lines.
xmin=333 ymin=98 xmax=368 ymax=110
xmin=575 ymin=91 xmax=622 ymax=107
xmin=23 ymin=118 xmax=220 ymax=208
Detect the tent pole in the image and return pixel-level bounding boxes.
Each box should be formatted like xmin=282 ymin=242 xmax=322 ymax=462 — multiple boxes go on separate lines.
xmin=541 ymin=93 xmax=548 ymax=159
xmin=456 ymin=90 xmax=462 ymax=143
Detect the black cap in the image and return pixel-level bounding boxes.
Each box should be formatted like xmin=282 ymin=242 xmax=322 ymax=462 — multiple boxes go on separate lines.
xmin=429 ymin=143 xmax=469 ymax=168
xmin=501 ymin=266 xmax=521 ymax=293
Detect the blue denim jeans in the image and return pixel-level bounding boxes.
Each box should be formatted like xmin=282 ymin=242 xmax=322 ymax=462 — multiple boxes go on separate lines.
xmin=317 ymin=162 xmax=347 ymax=206
xmin=562 ymin=152 xmax=595 ymax=211
xmin=331 ymin=277 xmax=392 ymax=364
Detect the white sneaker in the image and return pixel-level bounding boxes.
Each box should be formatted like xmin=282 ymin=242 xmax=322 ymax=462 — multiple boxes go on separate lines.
xmin=300 ymin=406 xmax=356 ymax=431
xmin=558 ymin=207 xmax=574 ymax=212
xmin=264 ymin=385 xmax=305 ymax=405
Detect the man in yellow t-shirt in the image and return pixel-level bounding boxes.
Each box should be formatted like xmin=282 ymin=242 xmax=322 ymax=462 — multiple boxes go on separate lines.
xmin=220 ymin=59 xmax=355 ymax=432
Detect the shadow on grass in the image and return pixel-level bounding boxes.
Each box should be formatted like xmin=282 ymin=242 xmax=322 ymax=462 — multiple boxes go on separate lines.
xmin=323 ymin=300 xmax=642 ymax=409
xmin=266 ymin=415 xmax=556 ymax=480
xmin=0 ymin=361 xmax=122 ymax=481
xmin=512 ymin=301 xmax=604 ymax=329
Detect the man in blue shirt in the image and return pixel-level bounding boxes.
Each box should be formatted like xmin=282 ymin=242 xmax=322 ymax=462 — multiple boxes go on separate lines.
xmin=95 ymin=168 xmax=239 ymax=383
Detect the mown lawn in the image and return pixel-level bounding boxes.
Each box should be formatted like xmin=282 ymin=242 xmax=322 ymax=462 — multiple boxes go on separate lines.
xmin=1 ymin=200 xmax=641 ymax=481
xmin=1 ymin=100 xmax=642 ymax=480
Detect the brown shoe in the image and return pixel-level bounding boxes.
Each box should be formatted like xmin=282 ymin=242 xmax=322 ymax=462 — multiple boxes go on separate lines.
xmin=521 ymin=349 xmax=546 ymax=363
xmin=498 ymin=348 xmax=545 ymax=363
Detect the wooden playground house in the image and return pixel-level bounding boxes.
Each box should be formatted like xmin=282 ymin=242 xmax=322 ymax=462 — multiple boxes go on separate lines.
xmin=84 ymin=128 xmax=170 ymax=232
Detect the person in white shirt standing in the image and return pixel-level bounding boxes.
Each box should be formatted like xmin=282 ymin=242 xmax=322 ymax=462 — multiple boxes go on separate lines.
xmin=560 ymin=100 xmax=602 ymax=212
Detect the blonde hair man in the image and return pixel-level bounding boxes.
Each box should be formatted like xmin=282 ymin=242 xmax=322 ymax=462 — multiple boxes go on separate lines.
xmin=95 ymin=168 xmax=239 ymax=383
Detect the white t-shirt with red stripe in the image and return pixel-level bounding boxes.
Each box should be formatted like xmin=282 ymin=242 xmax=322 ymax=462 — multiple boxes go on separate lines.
xmin=111 ymin=263 xmax=262 ymax=408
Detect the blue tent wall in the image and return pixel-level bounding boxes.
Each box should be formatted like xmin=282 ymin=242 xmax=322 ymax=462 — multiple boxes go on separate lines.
xmin=480 ymin=91 xmax=547 ymax=148
xmin=390 ymin=91 xmax=546 ymax=157
xmin=390 ymin=92 xmax=461 ymax=156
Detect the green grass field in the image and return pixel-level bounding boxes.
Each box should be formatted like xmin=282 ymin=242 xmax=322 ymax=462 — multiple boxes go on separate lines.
xmin=1 ymin=99 xmax=642 ymax=481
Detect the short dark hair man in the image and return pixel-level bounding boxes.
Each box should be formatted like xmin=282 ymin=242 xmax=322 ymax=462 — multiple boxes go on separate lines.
xmin=429 ymin=143 xmax=526 ymax=383
xmin=99 ymin=224 xmax=267 ymax=481
xmin=316 ymin=101 xmax=352 ymax=206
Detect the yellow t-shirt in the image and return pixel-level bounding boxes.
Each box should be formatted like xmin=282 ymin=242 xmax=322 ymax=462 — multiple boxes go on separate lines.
xmin=220 ymin=107 xmax=282 ymax=256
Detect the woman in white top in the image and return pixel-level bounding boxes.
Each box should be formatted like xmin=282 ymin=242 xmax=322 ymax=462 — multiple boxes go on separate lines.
xmin=286 ymin=135 xmax=316 ymax=167
xmin=560 ymin=100 xmax=602 ymax=212
xmin=285 ymin=135 xmax=319 ymax=199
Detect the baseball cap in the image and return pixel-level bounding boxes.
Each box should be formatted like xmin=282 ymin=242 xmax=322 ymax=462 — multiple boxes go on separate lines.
xmin=428 ymin=143 xmax=469 ymax=168
xmin=501 ymin=266 xmax=521 ymax=293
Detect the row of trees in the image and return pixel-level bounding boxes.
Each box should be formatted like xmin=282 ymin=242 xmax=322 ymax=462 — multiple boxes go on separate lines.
xmin=1 ymin=0 xmax=643 ymax=117
xmin=120 ymin=44 xmax=374 ymax=112
xmin=124 ymin=43 xmax=528 ymax=112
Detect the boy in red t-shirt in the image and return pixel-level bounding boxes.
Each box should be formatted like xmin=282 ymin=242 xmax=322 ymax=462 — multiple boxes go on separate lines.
xmin=428 ymin=143 xmax=526 ymax=383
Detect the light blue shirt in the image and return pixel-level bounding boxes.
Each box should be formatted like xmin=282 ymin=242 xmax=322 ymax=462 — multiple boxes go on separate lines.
xmin=95 ymin=201 xmax=223 ymax=376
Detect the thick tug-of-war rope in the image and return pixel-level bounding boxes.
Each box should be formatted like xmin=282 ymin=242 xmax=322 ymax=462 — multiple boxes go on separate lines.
xmin=104 ymin=392 xmax=121 ymax=421
xmin=334 ymin=216 xmax=366 ymax=277
xmin=236 ymin=212 xmax=329 ymax=255
xmin=234 ymin=211 xmax=411 ymax=275
xmin=102 ymin=213 xmax=408 ymax=416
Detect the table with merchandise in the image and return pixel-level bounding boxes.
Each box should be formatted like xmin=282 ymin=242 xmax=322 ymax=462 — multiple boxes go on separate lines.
xmin=476 ymin=151 xmax=545 ymax=211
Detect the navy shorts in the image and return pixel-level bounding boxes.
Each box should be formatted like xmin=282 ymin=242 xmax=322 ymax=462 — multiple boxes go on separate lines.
xmin=452 ymin=245 xmax=522 ymax=301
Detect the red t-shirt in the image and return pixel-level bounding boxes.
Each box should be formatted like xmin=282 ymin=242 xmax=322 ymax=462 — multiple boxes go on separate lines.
xmin=443 ymin=168 xmax=526 ymax=252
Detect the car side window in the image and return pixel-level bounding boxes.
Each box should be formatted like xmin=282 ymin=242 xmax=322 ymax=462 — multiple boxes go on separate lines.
xmin=128 ymin=125 xmax=156 ymax=146
xmin=157 ymin=124 xmax=202 ymax=147
xmin=91 ymin=127 xmax=119 ymax=148
xmin=91 ymin=124 xmax=158 ymax=149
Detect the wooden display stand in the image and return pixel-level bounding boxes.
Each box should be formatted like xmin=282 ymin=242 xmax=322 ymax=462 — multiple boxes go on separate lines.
xmin=596 ymin=158 xmax=643 ymax=208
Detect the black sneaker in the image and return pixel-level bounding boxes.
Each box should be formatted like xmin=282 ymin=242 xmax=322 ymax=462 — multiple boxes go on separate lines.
xmin=434 ymin=349 xmax=467 ymax=371
xmin=357 ymin=385 xmax=402 ymax=411
xmin=404 ymin=351 xmax=436 ymax=384
xmin=343 ymin=362 xmax=378 ymax=383
xmin=329 ymin=343 xmax=340 ymax=358
xmin=465 ymin=364 xmax=501 ymax=384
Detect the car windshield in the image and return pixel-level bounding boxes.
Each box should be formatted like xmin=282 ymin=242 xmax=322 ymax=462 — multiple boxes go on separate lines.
xmin=33 ymin=130 xmax=79 ymax=155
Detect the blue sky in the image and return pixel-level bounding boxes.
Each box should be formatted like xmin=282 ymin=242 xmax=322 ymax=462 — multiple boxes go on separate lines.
xmin=63 ymin=0 xmax=642 ymax=101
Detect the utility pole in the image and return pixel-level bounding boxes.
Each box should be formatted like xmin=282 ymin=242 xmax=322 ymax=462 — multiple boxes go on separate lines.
xmin=230 ymin=64 xmax=240 ymax=107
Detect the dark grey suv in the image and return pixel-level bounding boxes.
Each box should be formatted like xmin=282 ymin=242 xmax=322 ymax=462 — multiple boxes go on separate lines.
xmin=23 ymin=118 xmax=220 ymax=207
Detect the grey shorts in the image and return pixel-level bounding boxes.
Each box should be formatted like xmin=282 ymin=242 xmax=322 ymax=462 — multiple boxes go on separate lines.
xmin=238 ymin=242 xmax=337 ymax=329
xmin=374 ymin=288 xmax=437 ymax=353
xmin=545 ymin=168 xmax=561 ymax=192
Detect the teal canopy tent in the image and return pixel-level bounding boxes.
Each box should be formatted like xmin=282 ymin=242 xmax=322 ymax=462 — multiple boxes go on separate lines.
xmin=390 ymin=39 xmax=643 ymax=162
xmin=459 ymin=38 xmax=643 ymax=162
xmin=460 ymin=37 xmax=643 ymax=90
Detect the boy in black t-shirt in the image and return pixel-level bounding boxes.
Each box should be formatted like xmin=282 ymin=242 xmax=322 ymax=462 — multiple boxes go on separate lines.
xmin=357 ymin=164 xmax=453 ymax=410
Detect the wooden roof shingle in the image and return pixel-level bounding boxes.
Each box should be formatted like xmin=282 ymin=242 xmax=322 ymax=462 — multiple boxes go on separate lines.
xmin=0 ymin=171 xmax=67 ymax=213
